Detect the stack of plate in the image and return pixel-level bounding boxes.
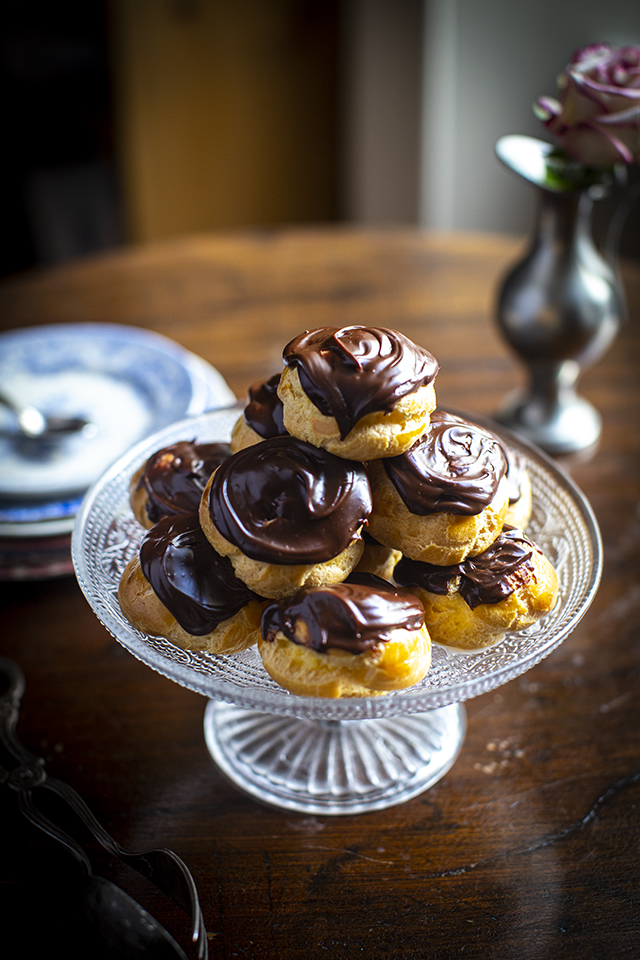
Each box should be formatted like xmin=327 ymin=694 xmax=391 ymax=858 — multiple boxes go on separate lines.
xmin=0 ymin=323 xmax=236 ymax=580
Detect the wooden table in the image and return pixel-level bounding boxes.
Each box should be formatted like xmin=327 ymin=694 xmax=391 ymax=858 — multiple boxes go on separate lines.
xmin=1 ymin=227 xmax=639 ymax=959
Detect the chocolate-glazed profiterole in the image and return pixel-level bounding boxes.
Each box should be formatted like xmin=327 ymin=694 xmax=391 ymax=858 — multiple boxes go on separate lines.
xmin=283 ymin=327 xmax=438 ymax=437
xmin=278 ymin=326 xmax=438 ymax=460
xmin=118 ymin=512 xmax=265 ymax=653
xmin=394 ymin=527 xmax=558 ymax=649
xmin=383 ymin=411 xmax=508 ymax=515
xmin=129 ymin=440 xmax=232 ymax=529
xmin=199 ymin=436 xmax=372 ymax=598
xmin=231 ymin=373 xmax=287 ymax=452
xmin=258 ymin=573 xmax=432 ymax=697
xmin=368 ymin=412 xmax=510 ymax=565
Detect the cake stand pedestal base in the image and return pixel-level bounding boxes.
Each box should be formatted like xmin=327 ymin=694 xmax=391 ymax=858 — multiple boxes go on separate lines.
xmin=203 ymin=701 xmax=466 ymax=815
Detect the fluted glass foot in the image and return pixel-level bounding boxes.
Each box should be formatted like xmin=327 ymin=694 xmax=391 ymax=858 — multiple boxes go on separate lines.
xmin=203 ymin=700 xmax=466 ymax=815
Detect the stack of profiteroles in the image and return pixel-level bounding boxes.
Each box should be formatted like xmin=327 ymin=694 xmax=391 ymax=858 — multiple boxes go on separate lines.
xmin=118 ymin=327 xmax=558 ymax=698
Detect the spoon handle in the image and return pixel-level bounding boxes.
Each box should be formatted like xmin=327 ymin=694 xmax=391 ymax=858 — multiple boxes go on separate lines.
xmin=44 ymin=774 xmax=201 ymax=917
xmin=0 ymin=389 xmax=46 ymax=436
xmin=0 ymin=388 xmax=23 ymax=417
xmin=13 ymin=779 xmax=92 ymax=873
xmin=0 ymin=389 xmax=90 ymax=438
xmin=2 ymin=761 xmax=190 ymax=959
xmin=0 ymin=656 xmax=208 ymax=960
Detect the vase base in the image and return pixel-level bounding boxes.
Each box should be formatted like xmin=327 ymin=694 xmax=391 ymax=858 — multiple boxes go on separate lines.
xmin=495 ymin=389 xmax=601 ymax=455
xmin=203 ymin=701 xmax=466 ymax=815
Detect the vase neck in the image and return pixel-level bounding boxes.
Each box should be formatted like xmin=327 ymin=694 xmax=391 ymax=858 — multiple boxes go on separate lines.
xmin=533 ymin=188 xmax=593 ymax=251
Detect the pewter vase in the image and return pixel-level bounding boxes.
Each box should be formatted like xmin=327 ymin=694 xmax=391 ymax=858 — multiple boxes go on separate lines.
xmin=495 ymin=185 xmax=623 ymax=454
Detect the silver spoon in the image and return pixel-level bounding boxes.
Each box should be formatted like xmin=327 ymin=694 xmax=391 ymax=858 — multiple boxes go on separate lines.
xmin=12 ymin=786 xmax=188 ymax=959
xmin=0 ymin=389 xmax=91 ymax=439
xmin=0 ymin=656 xmax=207 ymax=958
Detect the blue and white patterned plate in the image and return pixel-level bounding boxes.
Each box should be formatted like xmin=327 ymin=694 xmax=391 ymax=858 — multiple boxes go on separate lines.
xmin=0 ymin=323 xmax=236 ymax=502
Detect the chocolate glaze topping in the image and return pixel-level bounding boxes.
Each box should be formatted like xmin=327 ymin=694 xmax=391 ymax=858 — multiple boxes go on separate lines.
xmin=140 ymin=512 xmax=259 ymax=636
xmin=394 ymin=526 xmax=538 ymax=609
xmin=137 ymin=440 xmax=232 ymax=524
xmin=283 ymin=326 xmax=439 ymax=439
xmin=261 ymin=572 xmax=425 ymax=654
xmin=383 ymin=411 xmax=508 ymax=516
xmin=207 ymin=436 xmax=372 ymax=564
xmin=244 ymin=373 xmax=286 ymax=439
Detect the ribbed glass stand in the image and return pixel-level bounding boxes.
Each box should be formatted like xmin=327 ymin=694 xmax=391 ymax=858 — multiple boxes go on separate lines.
xmin=203 ymin=701 xmax=466 ymax=814
xmin=73 ymin=408 xmax=602 ymax=818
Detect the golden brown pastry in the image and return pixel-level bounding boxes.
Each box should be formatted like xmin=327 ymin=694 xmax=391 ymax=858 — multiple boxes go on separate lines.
xmin=278 ymin=326 xmax=438 ymax=460
xmin=393 ymin=526 xmax=559 ymax=649
xmin=129 ymin=440 xmax=232 ymax=529
xmin=354 ymin=531 xmax=403 ymax=581
xmin=367 ymin=411 xmax=510 ymax=565
xmin=118 ymin=512 xmax=264 ymax=654
xmin=199 ymin=436 xmax=372 ymax=599
xmin=258 ymin=572 xmax=432 ymax=697
xmin=230 ymin=373 xmax=288 ymax=452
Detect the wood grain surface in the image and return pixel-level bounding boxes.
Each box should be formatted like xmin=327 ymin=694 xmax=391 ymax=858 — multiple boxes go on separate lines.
xmin=1 ymin=227 xmax=639 ymax=959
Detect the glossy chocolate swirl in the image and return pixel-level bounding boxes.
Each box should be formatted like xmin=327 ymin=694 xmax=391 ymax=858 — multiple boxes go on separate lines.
xmin=244 ymin=373 xmax=286 ymax=439
xmin=383 ymin=411 xmax=508 ymax=515
xmin=140 ymin=512 xmax=260 ymax=635
xmin=394 ymin=526 xmax=538 ymax=609
xmin=137 ymin=440 xmax=232 ymax=524
xmin=261 ymin=572 xmax=425 ymax=653
xmin=207 ymin=436 xmax=372 ymax=564
xmin=283 ymin=326 xmax=439 ymax=439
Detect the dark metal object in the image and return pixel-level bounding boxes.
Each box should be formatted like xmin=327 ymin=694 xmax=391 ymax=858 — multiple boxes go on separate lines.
xmin=0 ymin=655 xmax=207 ymax=959
xmin=9 ymin=785 xmax=189 ymax=957
xmin=494 ymin=135 xmax=625 ymax=455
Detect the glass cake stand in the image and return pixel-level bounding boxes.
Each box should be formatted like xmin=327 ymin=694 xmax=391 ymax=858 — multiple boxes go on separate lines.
xmin=72 ymin=407 xmax=602 ymax=815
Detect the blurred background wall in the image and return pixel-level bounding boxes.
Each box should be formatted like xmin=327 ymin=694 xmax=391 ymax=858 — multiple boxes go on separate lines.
xmin=421 ymin=0 xmax=640 ymax=234
xmin=348 ymin=0 xmax=639 ymax=242
xmin=112 ymin=0 xmax=340 ymax=242
xmin=1 ymin=0 xmax=638 ymax=278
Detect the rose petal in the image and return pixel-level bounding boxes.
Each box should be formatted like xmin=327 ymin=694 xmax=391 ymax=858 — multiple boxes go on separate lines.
xmin=535 ymin=43 xmax=640 ymax=165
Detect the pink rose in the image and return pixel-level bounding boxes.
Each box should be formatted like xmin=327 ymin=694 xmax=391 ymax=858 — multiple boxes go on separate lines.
xmin=534 ymin=44 xmax=640 ymax=165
